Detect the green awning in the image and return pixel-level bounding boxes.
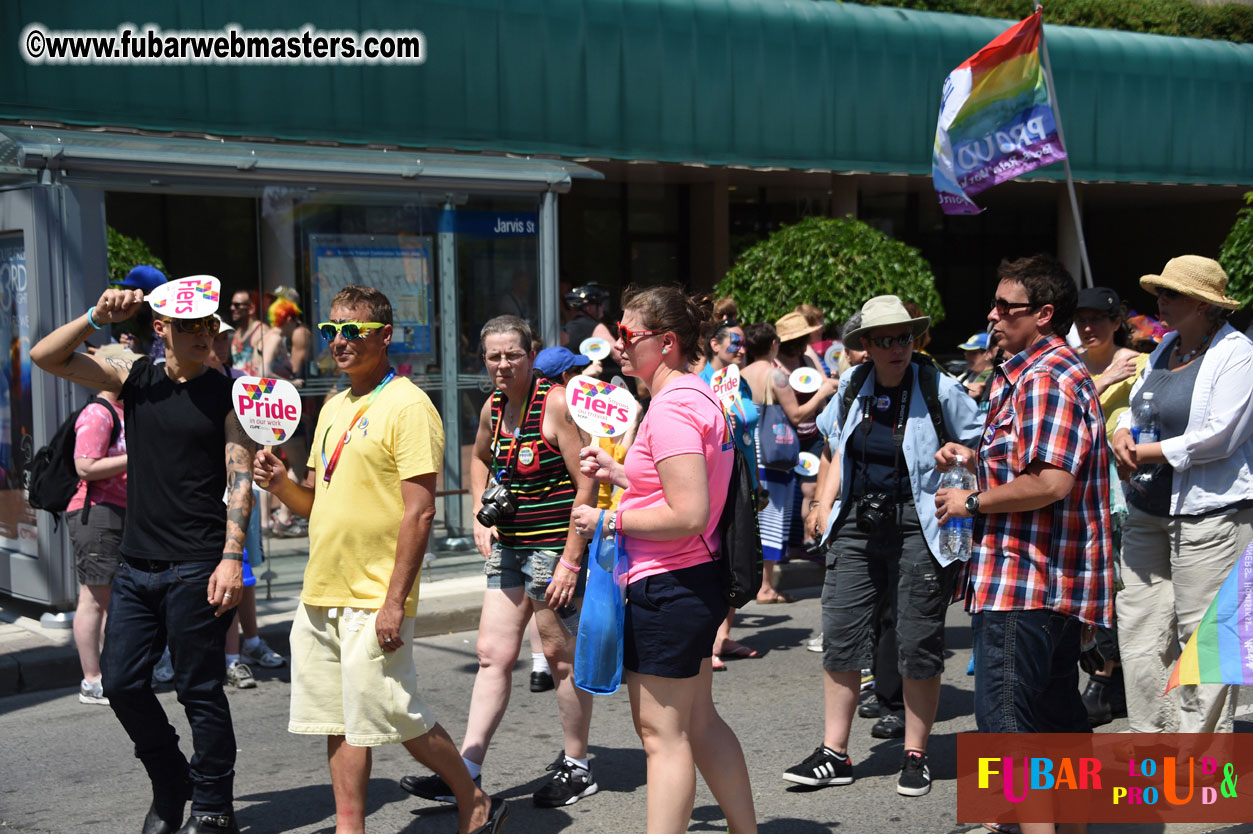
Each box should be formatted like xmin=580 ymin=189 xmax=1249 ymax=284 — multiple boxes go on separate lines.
xmin=1 ymin=0 xmax=1249 ymax=184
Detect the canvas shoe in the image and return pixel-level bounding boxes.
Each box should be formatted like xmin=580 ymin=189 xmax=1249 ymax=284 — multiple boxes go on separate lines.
xmin=400 ymin=772 xmax=480 ymax=804
xmin=533 ymin=757 xmax=599 ymax=807
xmin=225 ymin=661 xmax=256 ymax=690
xmin=782 ymin=745 xmax=853 ymax=787
xmin=860 ymin=668 xmax=874 ymax=691
xmin=897 ymin=750 xmax=932 ymax=796
xmin=240 ymin=637 xmax=286 ymax=668
xmin=79 ymin=678 xmax=109 ymax=705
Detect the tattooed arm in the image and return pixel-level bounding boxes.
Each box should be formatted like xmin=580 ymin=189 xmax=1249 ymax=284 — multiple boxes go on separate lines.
xmin=30 ymin=288 xmax=146 ymax=393
xmin=207 ymin=411 xmax=256 ymax=616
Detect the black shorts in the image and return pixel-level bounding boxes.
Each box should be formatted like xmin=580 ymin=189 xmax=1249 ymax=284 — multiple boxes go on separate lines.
xmin=68 ymin=503 xmax=125 ymax=586
xmin=624 ymin=560 xmax=728 ymax=679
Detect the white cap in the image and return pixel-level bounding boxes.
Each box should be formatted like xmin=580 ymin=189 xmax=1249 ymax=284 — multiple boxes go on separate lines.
xmin=213 ymin=314 xmax=233 ymax=334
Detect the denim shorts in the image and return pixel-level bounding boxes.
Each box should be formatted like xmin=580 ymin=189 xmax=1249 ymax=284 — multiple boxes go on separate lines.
xmin=820 ymin=503 xmax=957 ymax=679
xmin=971 ymin=608 xmax=1091 ymax=733
xmin=485 ymin=544 xmax=559 ymax=601
xmin=624 ymin=560 xmax=728 ymax=679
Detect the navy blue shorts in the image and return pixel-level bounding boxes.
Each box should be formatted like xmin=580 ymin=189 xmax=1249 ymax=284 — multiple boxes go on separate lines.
xmin=624 ymin=560 xmax=728 ymax=679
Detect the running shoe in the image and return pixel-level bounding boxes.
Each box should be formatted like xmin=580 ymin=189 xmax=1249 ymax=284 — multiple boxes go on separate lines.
xmin=241 ymin=637 xmax=286 ymax=668
xmin=533 ymin=757 xmax=599 ymax=807
xmin=79 ymin=678 xmax=109 ymax=705
xmin=782 ymin=746 xmax=853 ymax=787
xmin=897 ymin=751 xmax=932 ymax=796
xmin=400 ymin=772 xmax=480 ymax=804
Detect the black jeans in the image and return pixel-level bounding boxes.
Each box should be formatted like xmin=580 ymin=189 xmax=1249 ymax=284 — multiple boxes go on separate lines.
xmin=101 ymin=557 xmax=235 ymax=814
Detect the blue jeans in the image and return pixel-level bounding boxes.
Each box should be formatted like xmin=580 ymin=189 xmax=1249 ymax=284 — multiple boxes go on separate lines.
xmin=971 ymin=608 xmax=1091 ymax=734
xmin=101 ymin=557 xmax=235 ymax=814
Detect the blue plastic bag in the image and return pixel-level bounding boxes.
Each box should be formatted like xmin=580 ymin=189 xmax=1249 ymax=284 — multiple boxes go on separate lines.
xmin=574 ymin=512 xmax=626 ymax=694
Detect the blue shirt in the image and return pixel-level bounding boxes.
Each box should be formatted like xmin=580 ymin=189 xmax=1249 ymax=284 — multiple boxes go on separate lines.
xmin=699 ymin=363 xmax=760 ymax=474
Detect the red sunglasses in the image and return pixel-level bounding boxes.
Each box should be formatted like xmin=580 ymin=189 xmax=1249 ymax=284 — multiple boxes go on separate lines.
xmin=616 ymin=321 xmax=661 ymax=346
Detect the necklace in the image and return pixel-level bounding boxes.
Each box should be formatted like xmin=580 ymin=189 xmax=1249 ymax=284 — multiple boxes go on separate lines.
xmin=1173 ymin=327 xmax=1217 ymax=365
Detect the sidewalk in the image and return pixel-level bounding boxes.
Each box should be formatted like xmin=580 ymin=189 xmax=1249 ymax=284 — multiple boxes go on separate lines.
xmin=0 ymin=542 xmax=826 ymax=698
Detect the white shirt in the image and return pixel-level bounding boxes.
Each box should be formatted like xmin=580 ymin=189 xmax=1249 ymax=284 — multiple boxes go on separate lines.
xmin=1115 ymin=323 xmax=1253 ymax=515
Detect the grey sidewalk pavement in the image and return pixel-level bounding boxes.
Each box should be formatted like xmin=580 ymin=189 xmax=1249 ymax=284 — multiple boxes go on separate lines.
xmin=0 ymin=540 xmax=827 ymax=698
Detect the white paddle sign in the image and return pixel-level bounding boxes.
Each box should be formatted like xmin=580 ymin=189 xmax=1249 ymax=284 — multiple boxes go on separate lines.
xmin=709 ymin=364 xmax=745 ymax=418
xmin=146 ymin=275 xmax=221 ymax=319
xmin=789 ymin=366 xmax=823 ymax=394
xmin=579 ymin=337 xmax=612 ymax=361
xmin=232 ymin=376 xmax=302 ymax=447
xmin=566 ymin=375 xmax=639 ymax=439
xmin=795 ymin=451 xmax=820 ymax=477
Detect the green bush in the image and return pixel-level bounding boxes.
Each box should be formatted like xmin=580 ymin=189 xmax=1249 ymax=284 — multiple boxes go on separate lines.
xmin=716 ymin=216 xmax=944 ymax=328
xmin=847 ymin=0 xmax=1253 ymax=42
xmin=106 ymin=226 xmax=165 ymax=286
xmin=1219 ymin=191 xmax=1253 ymax=308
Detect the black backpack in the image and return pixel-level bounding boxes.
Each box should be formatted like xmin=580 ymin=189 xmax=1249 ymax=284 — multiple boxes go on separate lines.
xmin=839 ymin=352 xmax=952 ymax=445
xmin=696 ymin=389 xmax=765 ymax=608
xmin=28 ymin=396 xmax=121 ymax=528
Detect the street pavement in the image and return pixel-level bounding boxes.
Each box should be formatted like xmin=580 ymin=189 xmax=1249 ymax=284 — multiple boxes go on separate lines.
xmin=3 ymin=591 xmax=1251 ymax=834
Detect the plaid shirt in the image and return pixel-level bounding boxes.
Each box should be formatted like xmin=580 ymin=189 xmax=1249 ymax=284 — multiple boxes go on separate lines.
xmin=964 ymin=335 xmax=1114 ymax=627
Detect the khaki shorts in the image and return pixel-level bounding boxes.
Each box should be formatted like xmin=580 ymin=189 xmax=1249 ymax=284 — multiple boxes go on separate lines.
xmin=288 ymin=603 xmax=436 ymax=746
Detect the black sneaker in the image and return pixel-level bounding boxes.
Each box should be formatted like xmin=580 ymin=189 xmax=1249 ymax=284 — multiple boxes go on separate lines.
xmin=530 ymin=670 xmax=555 ymax=692
xmin=781 ymin=745 xmax=853 ymax=787
xmin=871 ymin=712 xmax=906 ymax=739
xmin=897 ymin=751 xmax=932 ymax=796
xmin=858 ymin=699 xmax=885 ymax=719
xmin=533 ymin=758 xmax=599 ymax=807
xmin=400 ymin=772 xmax=481 ymax=804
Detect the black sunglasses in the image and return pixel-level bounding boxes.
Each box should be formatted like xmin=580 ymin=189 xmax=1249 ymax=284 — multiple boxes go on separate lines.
xmin=991 ymin=299 xmax=1037 ymax=316
xmin=866 ymin=333 xmax=914 ymax=349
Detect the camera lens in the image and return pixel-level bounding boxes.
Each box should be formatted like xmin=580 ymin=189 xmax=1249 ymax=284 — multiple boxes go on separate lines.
xmin=476 ymin=505 xmax=499 ymax=527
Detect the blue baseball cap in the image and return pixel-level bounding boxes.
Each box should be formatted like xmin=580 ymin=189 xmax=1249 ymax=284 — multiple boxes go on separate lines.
xmin=957 ymin=332 xmax=990 ymax=351
xmin=534 ymin=346 xmax=591 ymax=379
xmin=118 ymin=265 xmax=167 ymax=293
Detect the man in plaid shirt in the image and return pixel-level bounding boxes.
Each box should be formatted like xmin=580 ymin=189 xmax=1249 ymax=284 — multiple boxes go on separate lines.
xmin=936 ymin=255 xmax=1114 ymax=750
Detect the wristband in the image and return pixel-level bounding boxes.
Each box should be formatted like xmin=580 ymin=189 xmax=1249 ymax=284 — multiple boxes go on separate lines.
xmin=221 ymin=552 xmax=244 ymax=562
xmin=614 ymin=509 xmax=623 ymax=535
xmin=86 ymin=306 xmax=104 ymax=331
xmin=560 ymin=557 xmax=582 ymax=573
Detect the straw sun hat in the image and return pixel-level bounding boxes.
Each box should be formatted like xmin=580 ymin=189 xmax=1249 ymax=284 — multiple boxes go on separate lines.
xmin=1140 ymin=256 xmax=1241 ymax=311
xmin=774 ymin=311 xmax=822 ymax=343
xmin=843 ymin=295 xmax=931 ymax=351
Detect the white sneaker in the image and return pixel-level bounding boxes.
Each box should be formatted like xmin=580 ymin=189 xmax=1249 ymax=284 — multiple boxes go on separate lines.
xmin=240 ymin=637 xmax=286 ymax=668
xmin=226 ymin=661 xmax=257 ymax=689
xmin=805 ymin=635 xmax=824 ymax=653
xmin=79 ymin=679 xmax=109 ymax=705
xmin=152 ymin=648 xmax=175 ymax=683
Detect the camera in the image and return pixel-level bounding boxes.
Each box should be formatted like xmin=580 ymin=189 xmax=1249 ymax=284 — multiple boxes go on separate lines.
xmin=855 ymin=493 xmax=894 ymax=535
xmin=476 ymin=480 xmax=518 ymax=528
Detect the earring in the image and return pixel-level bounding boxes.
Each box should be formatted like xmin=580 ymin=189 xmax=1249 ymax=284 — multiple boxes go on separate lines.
xmin=662 ymin=346 xmax=670 ymax=354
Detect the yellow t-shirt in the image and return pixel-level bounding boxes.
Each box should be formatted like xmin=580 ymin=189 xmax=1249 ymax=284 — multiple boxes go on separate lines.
xmin=595 ymin=436 xmax=629 ymax=510
xmin=1101 ymin=352 xmax=1151 ymax=442
xmin=302 ymin=377 xmax=445 ymax=617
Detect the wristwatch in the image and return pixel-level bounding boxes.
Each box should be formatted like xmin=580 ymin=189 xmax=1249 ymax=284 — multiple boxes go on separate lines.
xmin=965 ymin=491 xmax=983 ymax=516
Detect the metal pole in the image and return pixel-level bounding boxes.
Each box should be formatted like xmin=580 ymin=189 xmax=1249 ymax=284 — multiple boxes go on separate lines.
xmin=1036 ymin=6 xmax=1094 ymax=288
xmin=438 ymin=199 xmax=463 ymax=537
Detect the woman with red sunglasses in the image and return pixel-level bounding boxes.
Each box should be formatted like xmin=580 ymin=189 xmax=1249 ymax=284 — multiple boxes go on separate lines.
xmin=572 ymin=287 xmax=757 ymax=834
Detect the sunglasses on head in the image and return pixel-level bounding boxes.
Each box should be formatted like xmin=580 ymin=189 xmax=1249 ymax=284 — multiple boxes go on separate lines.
xmin=866 ymin=333 xmax=914 ymax=350
xmin=617 ymin=321 xmax=660 ymax=346
xmin=319 ymin=321 xmax=385 ymax=341
xmin=160 ymin=316 xmax=219 ymax=336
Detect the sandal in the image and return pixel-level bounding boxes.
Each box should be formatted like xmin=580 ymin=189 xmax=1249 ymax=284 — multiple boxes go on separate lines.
xmin=984 ymin=823 xmax=1021 ymax=834
xmin=711 ymin=655 xmax=727 ymax=671
xmin=718 ymin=643 xmax=761 ymax=659
xmin=755 ymin=591 xmax=797 ymax=604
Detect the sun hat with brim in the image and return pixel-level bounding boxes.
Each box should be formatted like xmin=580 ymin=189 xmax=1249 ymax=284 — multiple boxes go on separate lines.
xmin=774 ymin=311 xmax=822 ymax=343
xmin=1140 ymin=255 xmax=1241 ymax=311
xmin=843 ymin=295 xmax=931 ymax=351
xmin=957 ymin=332 xmax=989 ymax=351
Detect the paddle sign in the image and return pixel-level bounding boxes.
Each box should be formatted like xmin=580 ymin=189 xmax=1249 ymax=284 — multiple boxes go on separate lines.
xmin=795 ymin=451 xmax=820 ymax=478
xmin=232 ymin=376 xmax=302 ymax=447
xmin=709 ymin=364 xmax=745 ymax=418
xmin=146 ymin=275 xmax=221 ymax=319
xmin=566 ymin=375 xmax=639 ymax=439
xmin=789 ymin=367 xmax=823 ymax=394
xmin=824 ymin=341 xmax=844 ymax=370
xmin=579 ymin=337 xmax=612 ymax=361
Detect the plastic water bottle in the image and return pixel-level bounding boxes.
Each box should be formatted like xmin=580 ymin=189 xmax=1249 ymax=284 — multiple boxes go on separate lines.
xmin=1130 ymin=392 xmax=1160 ymax=488
xmin=941 ymin=455 xmax=976 ymax=561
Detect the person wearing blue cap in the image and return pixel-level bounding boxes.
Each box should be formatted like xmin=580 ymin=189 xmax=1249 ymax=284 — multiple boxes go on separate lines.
xmin=533 ymin=346 xmax=601 ymax=383
xmin=114 ymin=266 xmax=168 ymax=362
xmin=117 ymin=265 xmax=168 ymax=294
xmin=955 ymin=332 xmax=993 ymax=399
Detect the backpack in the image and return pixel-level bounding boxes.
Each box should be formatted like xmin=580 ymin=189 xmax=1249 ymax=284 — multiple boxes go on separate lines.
xmin=696 ymin=389 xmax=765 ymax=608
xmin=28 ymin=397 xmax=122 ymax=528
xmin=839 ymin=352 xmax=951 ymax=445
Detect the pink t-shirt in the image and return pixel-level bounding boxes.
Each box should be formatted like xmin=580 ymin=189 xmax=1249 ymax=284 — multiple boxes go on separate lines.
xmin=67 ymin=400 xmax=127 ymax=513
xmin=619 ymin=375 xmax=733 ymax=584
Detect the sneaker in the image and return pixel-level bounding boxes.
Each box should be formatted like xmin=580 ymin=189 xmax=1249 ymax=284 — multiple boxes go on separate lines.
xmin=79 ymin=678 xmax=109 ymax=705
xmin=241 ymin=637 xmax=286 ymax=668
xmin=860 ymin=669 xmax=874 ymax=691
xmin=782 ymin=745 xmax=853 ymax=787
xmin=871 ymin=712 xmax=905 ymax=739
xmin=400 ymin=772 xmax=480 ymax=805
xmin=897 ymin=751 xmax=932 ymax=796
xmin=533 ymin=758 xmax=599 ymax=807
xmin=857 ymin=699 xmax=884 ymax=719
xmin=225 ymin=661 xmax=256 ymax=690
xmin=153 ymin=647 xmax=175 ymax=683
xmin=530 ymin=670 xmax=554 ymax=692
xmin=804 ymin=635 xmax=824 ymax=653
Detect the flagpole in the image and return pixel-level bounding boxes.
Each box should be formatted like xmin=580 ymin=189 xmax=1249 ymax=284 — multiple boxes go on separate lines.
xmin=1036 ymin=5 xmax=1094 ymax=288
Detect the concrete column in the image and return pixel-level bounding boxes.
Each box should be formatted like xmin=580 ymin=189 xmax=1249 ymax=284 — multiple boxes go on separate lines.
xmin=690 ymin=171 xmax=729 ymax=292
xmin=258 ymin=188 xmax=298 ymax=294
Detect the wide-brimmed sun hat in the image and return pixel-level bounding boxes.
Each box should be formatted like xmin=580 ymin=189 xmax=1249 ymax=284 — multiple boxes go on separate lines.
xmin=1140 ymin=256 xmax=1241 ymax=311
xmin=774 ymin=311 xmax=822 ymax=343
xmin=843 ymin=295 xmax=931 ymax=351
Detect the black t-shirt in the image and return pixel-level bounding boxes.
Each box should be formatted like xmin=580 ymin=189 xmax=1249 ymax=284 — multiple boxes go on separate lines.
xmin=849 ymin=372 xmax=912 ymax=501
xmin=120 ymin=358 xmax=234 ymax=560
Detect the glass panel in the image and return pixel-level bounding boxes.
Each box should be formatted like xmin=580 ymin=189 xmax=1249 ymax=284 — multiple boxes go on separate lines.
xmin=0 ymin=233 xmax=37 ymax=554
xmin=454 ymin=196 xmax=542 ymax=352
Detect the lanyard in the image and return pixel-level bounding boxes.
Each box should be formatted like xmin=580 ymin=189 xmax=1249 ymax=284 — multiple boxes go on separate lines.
xmin=491 ymin=378 xmax=540 ymax=484
xmin=320 ymin=368 xmax=396 ymax=484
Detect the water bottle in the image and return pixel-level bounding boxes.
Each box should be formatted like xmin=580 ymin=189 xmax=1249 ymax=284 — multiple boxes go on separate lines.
xmin=1130 ymin=392 xmax=1160 ymax=488
xmin=941 ymin=455 xmax=976 ymax=561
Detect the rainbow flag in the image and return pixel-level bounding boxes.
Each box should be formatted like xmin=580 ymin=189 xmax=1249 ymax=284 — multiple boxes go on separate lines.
xmin=1166 ymin=539 xmax=1253 ymax=692
xmin=932 ymin=11 xmax=1067 ymax=215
